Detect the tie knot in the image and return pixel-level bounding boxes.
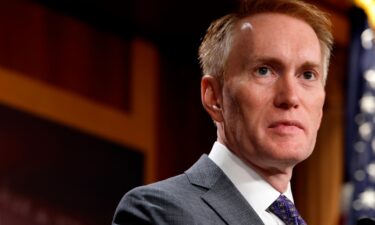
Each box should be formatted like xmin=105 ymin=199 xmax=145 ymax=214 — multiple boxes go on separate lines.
xmin=269 ymin=195 xmax=307 ymax=225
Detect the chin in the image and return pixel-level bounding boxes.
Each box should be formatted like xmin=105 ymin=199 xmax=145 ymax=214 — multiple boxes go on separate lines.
xmin=268 ymin=146 xmax=312 ymax=165
xmin=288 ymin=150 xmax=312 ymax=164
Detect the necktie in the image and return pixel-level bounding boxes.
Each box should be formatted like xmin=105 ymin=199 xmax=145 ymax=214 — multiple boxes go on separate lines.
xmin=268 ymin=195 xmax=307 ymax=225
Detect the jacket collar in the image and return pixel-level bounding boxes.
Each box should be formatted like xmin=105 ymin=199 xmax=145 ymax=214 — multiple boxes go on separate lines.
xmin=185 ymin=155 xmax=265 ymax=225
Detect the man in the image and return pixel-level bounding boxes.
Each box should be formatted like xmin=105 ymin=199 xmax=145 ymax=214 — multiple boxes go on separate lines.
xmin=112 ymin=0 xmax=333 ymax=224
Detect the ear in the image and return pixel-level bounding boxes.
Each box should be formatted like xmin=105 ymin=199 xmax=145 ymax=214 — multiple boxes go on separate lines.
xmin=201 ymin=75 xmax=224 ymax=122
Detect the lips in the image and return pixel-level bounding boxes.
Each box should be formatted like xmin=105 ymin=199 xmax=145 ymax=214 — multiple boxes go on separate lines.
xmin=268 ymin=120 xmax=304 ymax=134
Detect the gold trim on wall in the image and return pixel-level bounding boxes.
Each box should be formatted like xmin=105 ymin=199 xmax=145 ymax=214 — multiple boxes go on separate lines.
xmin=0 ymin=38 xmax=159 ymax=183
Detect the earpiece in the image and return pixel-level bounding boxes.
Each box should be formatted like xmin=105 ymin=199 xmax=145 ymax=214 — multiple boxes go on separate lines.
xmin=212 ymin=105 xmax=221 ymax=110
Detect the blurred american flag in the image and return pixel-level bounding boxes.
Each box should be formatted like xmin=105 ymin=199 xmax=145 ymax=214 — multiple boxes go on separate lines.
xmin=345 ymin=7 xmax=375 ymax=225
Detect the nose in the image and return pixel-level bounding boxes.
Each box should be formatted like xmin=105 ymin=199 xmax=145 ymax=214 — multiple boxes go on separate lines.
xmin=273 ymin=75 xmax=300 ymax=109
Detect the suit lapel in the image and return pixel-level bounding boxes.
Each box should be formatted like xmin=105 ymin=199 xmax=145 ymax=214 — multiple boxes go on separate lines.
xmin=185 ymin=155 xmax=264 ymax=225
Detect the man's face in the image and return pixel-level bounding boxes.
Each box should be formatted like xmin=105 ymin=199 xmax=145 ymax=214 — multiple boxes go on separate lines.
xmin=220 ymin=13 xmax=325 ymax=172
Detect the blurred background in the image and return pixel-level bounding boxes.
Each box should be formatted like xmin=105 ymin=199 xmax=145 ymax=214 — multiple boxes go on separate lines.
xmin=0 ymin=0 xmax=373 ymax=224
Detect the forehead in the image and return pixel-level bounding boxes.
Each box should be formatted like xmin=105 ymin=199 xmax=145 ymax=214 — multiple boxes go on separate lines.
xmin=230 ymin=13 xmax=322 ymax=65
xmin=236 ymin=13 xmax=316 ymax=37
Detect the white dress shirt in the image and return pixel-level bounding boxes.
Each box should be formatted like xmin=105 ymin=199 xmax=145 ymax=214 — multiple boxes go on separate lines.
xmin=208 ymin=141 xmax=294 ymax=225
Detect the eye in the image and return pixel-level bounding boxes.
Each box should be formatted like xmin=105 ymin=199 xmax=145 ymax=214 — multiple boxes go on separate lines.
xmin=301 ymin=71 xmax=316 ymax=80
xmin=256 ymin=66 xmax=271 ymax=76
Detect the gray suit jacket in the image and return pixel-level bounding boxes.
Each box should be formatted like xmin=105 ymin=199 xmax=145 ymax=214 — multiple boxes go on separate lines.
xmin=112 ymin=155 xmax=265 ymax=225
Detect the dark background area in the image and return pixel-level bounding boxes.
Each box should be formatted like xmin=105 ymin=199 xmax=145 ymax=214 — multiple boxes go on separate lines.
xmin=0 ymin=103 xmax=143 ymax=225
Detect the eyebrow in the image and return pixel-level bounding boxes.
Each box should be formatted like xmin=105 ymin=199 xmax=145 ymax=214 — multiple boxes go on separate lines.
xmin=299 ymin=62 xmax=322 ymax=71
xmin=251 ymin=57 xmax=284 ymax=68
xmin=249 ymin=56 xmax=322 ymax=71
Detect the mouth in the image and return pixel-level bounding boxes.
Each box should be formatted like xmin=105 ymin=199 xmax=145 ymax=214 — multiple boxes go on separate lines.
xmin=268 ymin=120 xmax=304 ymax=134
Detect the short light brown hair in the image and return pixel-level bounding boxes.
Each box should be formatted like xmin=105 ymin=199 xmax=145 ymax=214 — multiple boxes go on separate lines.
xmin=198 ymin=0 xmax=333 ymax=84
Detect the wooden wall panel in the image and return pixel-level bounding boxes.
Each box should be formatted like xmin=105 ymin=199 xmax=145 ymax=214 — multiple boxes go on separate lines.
xmin=0 ymin=0 xmax=160 ymax=183
xmin=0 ymin=103 xmax=143 ymax=225
xmin=0 ymin=0 xmax=131 ymax=111
xmin=0 ymin=1 xmax=160 ymax=223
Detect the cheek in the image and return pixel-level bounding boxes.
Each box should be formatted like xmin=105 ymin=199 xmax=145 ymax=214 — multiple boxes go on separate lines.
xmin=223 ymin=79 xmax=270 ymax=126
xmin=309 ymin=97 xmax=325 ymax=130
xmin=317 ymin=108 xmax=323 ymax=129
xmin=236 ymin=82 xmax=269 ymax=111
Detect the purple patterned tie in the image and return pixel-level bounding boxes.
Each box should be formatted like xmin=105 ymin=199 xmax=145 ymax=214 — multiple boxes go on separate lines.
xmin=268 ymin=195 xmax=307 ymax=225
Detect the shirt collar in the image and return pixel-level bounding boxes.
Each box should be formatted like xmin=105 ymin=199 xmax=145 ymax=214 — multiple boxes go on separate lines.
xmin=208 ymin=141 xmax=294 ymax=217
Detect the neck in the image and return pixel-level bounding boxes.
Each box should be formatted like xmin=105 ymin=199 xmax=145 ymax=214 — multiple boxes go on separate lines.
xmin=216 ymin=134 xmax=294 ymax=193
xmin=260 ymin=168 xmax=293 ymax=193
xmin=241 ymin=156 xmax=294 ymax=193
